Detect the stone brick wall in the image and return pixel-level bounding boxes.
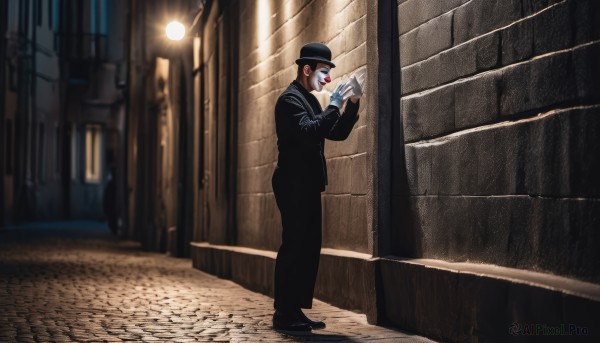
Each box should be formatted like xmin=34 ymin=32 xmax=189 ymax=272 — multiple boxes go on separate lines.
xmin=398 ymin=0 xmax=600 ymax=282
xmin=236 ymin=0 xmax=368 ymax=253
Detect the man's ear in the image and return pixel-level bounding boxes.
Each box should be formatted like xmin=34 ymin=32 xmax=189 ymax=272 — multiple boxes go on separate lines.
xmin=303 ymin=65 xmax=311 ymax=77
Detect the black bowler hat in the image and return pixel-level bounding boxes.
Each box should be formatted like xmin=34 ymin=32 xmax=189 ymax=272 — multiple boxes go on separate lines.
xmin=295 ymin=42 xmax=336 ymax=68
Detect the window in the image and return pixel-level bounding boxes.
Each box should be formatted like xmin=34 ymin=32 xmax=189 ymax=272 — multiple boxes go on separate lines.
xmin=85 ymin=124 xmax=102 ymax=183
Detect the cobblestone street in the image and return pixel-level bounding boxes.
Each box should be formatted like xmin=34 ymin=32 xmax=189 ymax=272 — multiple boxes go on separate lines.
xmin=0 ymin=222 xmax=434 ymax=342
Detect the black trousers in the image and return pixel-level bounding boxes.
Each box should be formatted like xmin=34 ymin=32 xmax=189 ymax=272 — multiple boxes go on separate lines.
xmin=272 ymin=168 xmax=322 ymax=311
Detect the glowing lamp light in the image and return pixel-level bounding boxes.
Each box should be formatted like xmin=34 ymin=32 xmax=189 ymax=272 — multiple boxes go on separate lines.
xmin=166 ymin=21 xmax=185 ymax=41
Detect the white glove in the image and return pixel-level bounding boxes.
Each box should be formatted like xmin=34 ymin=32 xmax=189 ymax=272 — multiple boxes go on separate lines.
xmin=344 ymin=71 xmax=366 ymax=100
xmin=330 ymin=81 xmax=352 ymax=108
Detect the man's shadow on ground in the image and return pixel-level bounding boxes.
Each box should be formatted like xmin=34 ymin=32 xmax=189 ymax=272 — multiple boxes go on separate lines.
xmin=277 ymin=331 xmax=359 ymax=342
xmin=276 ymin=327 xmax=421 ymax=342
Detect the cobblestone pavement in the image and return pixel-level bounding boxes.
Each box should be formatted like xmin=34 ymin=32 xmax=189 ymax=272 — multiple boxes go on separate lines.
xmin=0 ymin=222 xmax=435 ymax=343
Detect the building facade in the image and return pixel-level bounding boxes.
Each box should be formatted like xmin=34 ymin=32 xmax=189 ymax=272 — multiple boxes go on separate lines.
xmin=2 ymin=0 xmax=61 ymax=222
xmin=184 ymin=0 xmax=600 ymax=341
xmin=1 ymin=0 xmax=128 ymax=225
xmin=125 ymin=0 xmax=203 ymax=253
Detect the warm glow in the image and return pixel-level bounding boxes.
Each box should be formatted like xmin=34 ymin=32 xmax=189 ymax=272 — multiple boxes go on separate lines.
xmin=166 ymin=21 xmax=185 ymax=41
xmin=85 ymin=124 xmax=102 ymax=183
xmin=257 ymin=0 xmax=271 ymax=50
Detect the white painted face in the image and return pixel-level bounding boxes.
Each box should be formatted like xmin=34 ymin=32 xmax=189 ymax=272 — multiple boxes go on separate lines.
xmin=308 ymin=64 xmax=332 ymax=92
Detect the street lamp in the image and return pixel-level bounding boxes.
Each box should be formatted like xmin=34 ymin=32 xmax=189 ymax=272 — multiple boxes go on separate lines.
xmin=166 ymin=21 xmax=186 ymax=41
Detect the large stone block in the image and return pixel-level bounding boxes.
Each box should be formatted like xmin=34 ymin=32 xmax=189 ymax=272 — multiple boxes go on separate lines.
xmin=522 ymin=0 xmax=563 ymax=16
xmin=537 ymin=199 xmax=600 ymax=283
xmin=574 ymin=0 xmax=600 ymax=44
xmin=274 ymin=0 xmax=293 ymax=29
xmin=455 ymin=272 xmax=509 ymax=341
xmin=535 ymin=107 xmax=596 ymax=197
xmin=507 ymin=282 xmax=563 ymax=335
xmin=501 ymin=17 xmax=533 ymax=65
xmin=237 ymin=193 xmax=281 ymax=252
xmin=406 ymin=106 xmax=600 ymax=198
xmin=191 ymin=243 xmax=233 ymax=279
xmin=400 ymin=11 xmax=453 ymax=67
xmin=343 ymin=0 xmax=367 ymax=29
xmin=348 ymin=196 xmax=368 ymax=253
xmin=353 ymin=256 xmax=600 ymax=342
xmin=401 ymin=31 xmax=499 ymax=95
xmin=354 ymin=124 xmax=367 ymax=154
xmin=409 ymin=196 xmax=449 ymax=257
xmin=190 ymin=243 xmax=277 ymax=297
xmin=236 ymin=194 xmax=260 ymax=245
xmin=467 ymin=196 xmax=513 ymax=265
xmin=521 ymin=111 xmax=569 ymax=196
xmin=315 ymin=250 xmax=377 ymax=321
xmin=401 ymin=59 xmax=435 ymax=96
xmin=397 ymin=0 xmax=469 ymax=35
xmin=350 ymin=153 xmax=367 ymax=195
xmin=504 ymin=198 xmax=540 ymax=269
xmin=378 ymin=260 xmax=418 ymax=330
xmin=231 ymin=249 xmax=275 ymax=297
xmin=379 ymin=259 xmax=461 ymax=342
xmin=323 ymin=195 xmax=368 ymax=253
xmin=562 ymin=293 xmax=600 ymax=338
xmin=574 ymin=42 xmax=600 ymax=101
xmin=319 ymin=1 xmax=348 ymax=41
xmin=474 ymin=30 xmax=501 ymax=71
xmin=569 ymin=108 xmax=600 ymax=198
xmin=407 ymin=195 xmax=600 ymax=283
xmin=456 ymin=133 xmax=480 ymax=195
xmin=430 ymin=141 xmax=460 ymax=195
xmin=454 ymin=71 xmax=500 ymax=129
xmin=487 ymin=123 xmax=520 ymax=194
xmin=328 ymin=32 xmax=346 ymax=60
xmin=402 ymin=84 xmax=455 ymax=142
xmin=343 ymin=41 xmax=366 ymax=75
xmin=322 ymin=194 xmax=352 ymax=249
xmin=237 ymin=163 xmax=274 ymax=194
xmin=405 ymin=144 xmax=431 ymax=195
xmin=325 ymin=156 xmax=353 ymax=194
xmin=532 ymin=0 xmax=573 ymax=56
xmin=344 ymin=15 xmax=366 ymax=53
xmin=238 ymin=138 xmax=276 ymax=169
xmin=401 ymin=49 xmax=448 ymax=95
xmin=407 ymin=128 xmax=517 ymax=195
xmin=402 ymin=140 xmax=445 ymax=193
xmin=453 ymin=0 xmax=521 ymax=45
xmin=500 ymin=48 xmax=576 ymax=117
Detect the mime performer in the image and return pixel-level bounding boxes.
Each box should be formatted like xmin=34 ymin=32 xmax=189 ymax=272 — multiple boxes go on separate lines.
xmin=271 ymin=42 xmax=365 ymax=335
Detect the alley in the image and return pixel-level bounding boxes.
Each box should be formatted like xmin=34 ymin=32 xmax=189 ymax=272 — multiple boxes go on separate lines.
xmin=0 ymin=222 xmax=433 ymax=343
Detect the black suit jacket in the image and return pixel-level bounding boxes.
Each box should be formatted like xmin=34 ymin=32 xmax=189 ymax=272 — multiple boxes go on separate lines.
xmin=274 ymin=80 xmax=360 ymax=192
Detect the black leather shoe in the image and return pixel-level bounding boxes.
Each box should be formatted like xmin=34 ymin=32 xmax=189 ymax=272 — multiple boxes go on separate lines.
xmin=272 ymin=310 xmax=312 ymax=336
xmin=296 ymin=309 xmax=326 ymax=330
